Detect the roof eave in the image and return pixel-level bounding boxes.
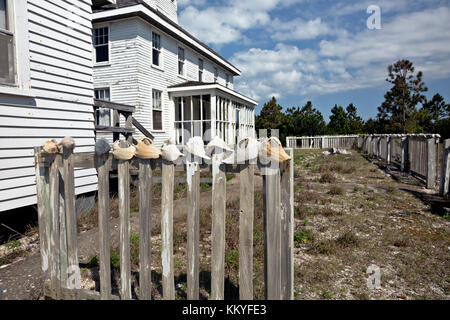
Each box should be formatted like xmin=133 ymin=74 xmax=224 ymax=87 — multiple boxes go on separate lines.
xmin=92 ymin=4 xmax=241 ymax=76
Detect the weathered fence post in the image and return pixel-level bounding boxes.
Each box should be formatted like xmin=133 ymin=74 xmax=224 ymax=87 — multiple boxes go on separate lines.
xmin=386 ymin=136 xmax=391 ymax=165
xmin=35 ymin=147 xmax=50 ymax=281
xmin=280 ymin=149 xmax=294 ymax=300
xmin=440 ymin=139 xmax=450 ymax=197
xmin=187 ymin=159 xmax=200 ymax=300
xmin=139 ymin=159 xmax=153 ymax=300
xmin=401 ymin=136 xmax=409 ymax=172
xmin=95 ymin=140 xmax=112 ymax=300
xmin=239 ymin=162 xmax=254 ymax=300
xmin=211 ymin=150 xmax=227 ymax=300
xmin=161 ymin=160 xmax=175 ymax=300
xmin=118 ymin=156 xmax=132 ymax=300
xmin=62 ymin=139 xmax=80 ymax=290
xmin=426 ymin=137 xmax=437 ymax=189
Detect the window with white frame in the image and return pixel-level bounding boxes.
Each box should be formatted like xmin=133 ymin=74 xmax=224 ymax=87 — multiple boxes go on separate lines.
xmin=214 ymin=67 xmax=218 ymax=83
xmin=178 ymin=47 xmax=185 ymax=76
xmin=198 ymin=58 xmax=203 ymax=82
xmin=152 ymin=89 xmax=163 ymax=130
xmin=152 ymin=32 xmax=161 ymax=67
xmin=93 ymin=26 xmax=109 ymax=63
xmin=226 ymin=74 xmax=230 ymax=87
xmin=174 ymin=95 xmax=211 ymax=145
xmin=0 ymin=0 xmax=15 ymax=84
xmin=94 ymin=88 xmax=111 ymax=127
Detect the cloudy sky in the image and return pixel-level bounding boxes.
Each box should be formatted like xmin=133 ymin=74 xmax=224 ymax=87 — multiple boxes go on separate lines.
xmin=178 ymin=0 xmax=450 ymax=121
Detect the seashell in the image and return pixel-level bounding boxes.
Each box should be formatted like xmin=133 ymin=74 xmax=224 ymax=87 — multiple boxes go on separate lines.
xmin=185 ymin=137 xmax=210 ymax=160
xmin=206 ymin=136 xmax=233 ymax=155
xmin=223 ymin=137 xmax=261 ymax=164
xmin=60 ymin=137 xmax=76 ymax=150
xmin=43 ymin=140 xmax=60 ymax=154
xmin=259 ymin=137 xmax=291 ymax=163
xmin=161 ymin=143 xmax=183 ymax=162
xmin=112 ymin=140 xmax=136 ymax=160
xmin=134 ymin=137 xmax=161 ymax=160
xmin=95 ymin=139 xmax=111 ymax=156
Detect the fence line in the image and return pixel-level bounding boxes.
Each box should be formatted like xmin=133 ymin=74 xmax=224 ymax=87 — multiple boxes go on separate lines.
xmin=286 ymin=136 xmax=358 ymax=150
xmin=34 ymin=139 xmax=294 ymax=300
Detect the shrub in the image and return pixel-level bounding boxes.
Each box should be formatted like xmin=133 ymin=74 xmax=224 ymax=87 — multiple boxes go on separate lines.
xmin=319 ymin=173 xmax=336 ymax=184
xmin=88 ymin=255 xmax=99 ymax=267
xmin=336 ymin=231 xmax=359 ymax=248
xmin=328 ymin=186 xmax=344 ymax=195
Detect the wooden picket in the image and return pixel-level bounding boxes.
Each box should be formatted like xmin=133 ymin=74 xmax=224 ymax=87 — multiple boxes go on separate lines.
xmin=35 ymin=138 xmax=295 ymax=301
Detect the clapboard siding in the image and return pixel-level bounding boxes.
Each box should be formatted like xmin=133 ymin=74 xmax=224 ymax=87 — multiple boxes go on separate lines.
xmin=0 ymin=0 xmax=97 ymax=213
xmin=94 ymin=16 xmax=234 ymax=147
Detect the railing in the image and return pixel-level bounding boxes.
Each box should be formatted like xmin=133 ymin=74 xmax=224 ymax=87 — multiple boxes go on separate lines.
xmin=286 ymin=136 xmax=358 ymax=150
xmin=440 ymin=139 xmax=450 ymax=197
xmin=34 ymin=139 xmax=294 ymax=300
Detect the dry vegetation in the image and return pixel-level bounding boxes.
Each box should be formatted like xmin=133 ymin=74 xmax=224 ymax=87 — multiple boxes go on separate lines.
xmin=293 ymin=150 xmax=450 ymax=300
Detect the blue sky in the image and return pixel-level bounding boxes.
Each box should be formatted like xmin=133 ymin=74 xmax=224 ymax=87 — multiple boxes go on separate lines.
xmin=178 ymin=0 xmax=450 ymax=121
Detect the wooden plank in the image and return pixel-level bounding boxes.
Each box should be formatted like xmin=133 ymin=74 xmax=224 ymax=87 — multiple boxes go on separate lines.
xmin=426 ymin=138 xmax=437 ymax=189
xmin=57 ymin=155 xmax=69 ymax=290
xmin=262 ymin=166 xmax=282 ymax=300
xmin=280 ymin=149 xmax=294 ymax=300
xmin=97 ymin=153 xmax=112 ymax=300
xmin=132 ymin=117 xmax=155 ymax=140
xmin=239 ymin=163 xmax=254 ymax=300
xmin=186 ymin=161 xmax=200 ymax=300
xmin=94 ymin=100 xmax=136 ymax=113
xmin=440 ymin=140 xmax=450 ymax=197
xmin=43 ymin=280 xmax=120 ymax=301
xmin=118 ymin=159 xmax=132 ymax=300
xmin=211 ymin=153 xmax=226 ymax=300
xmin=35 ymin=147 xmax=51 ymax=278
xmin=139 ymin=159 xmax=153 ymax=300
xmin=161 ymin=161 xmax=175 ymax=300
xmin=62 ymin=145 xmax=81 ymax=290
xmin=49 ymin=154 xmax=61 ymax=299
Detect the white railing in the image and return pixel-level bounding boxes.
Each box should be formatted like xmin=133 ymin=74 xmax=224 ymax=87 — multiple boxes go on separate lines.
xmin=286 ymin=135 xmax=359 ymax=150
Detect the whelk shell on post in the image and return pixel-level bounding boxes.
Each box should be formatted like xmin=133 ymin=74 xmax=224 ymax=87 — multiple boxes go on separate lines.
xmin=43 ymin=140 xmax=60 ymax=154
xmin=185 ymin=136 xmax=210 ymax=160
xmin=259 ymin=136 xmax=291 ymax=163
xmin=134 ymin=137 xmax=161 ymax=160
xmin=112 ymin=140 xmax=136 ymax=160
xmin=161 ymin=143 xmax=183 ymax=162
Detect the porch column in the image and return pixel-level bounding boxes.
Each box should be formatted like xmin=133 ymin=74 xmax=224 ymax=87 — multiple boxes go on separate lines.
xmin=211 ymin=93 xmax=217 ymax=139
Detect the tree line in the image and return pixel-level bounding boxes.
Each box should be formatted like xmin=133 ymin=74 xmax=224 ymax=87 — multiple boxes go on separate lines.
xmin=256 ymin=60 xmax=450 ymax=144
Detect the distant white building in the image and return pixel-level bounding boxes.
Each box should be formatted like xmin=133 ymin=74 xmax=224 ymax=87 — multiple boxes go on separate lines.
xmin=92 ymin=0 xmax=257 ymax=147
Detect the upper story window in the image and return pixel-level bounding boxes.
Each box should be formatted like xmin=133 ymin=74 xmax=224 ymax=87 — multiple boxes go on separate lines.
xmin=0 ymin=0 xmax=15 ymax=84
xmin=198 ymin=58 xmax=203 ymax=82
xmin=226 ymin=74 xmax=230 ymax=87
xmin=214 ymin=67 xmax=218 ymax=83
xmin=152 ymin=89 xmax=163 ymax=130
xmin=152 ymin=32 xmax=161 ymax=67
xmin=94 ymin=26 xmax=109 ymax=64
xmin=178 ymin=47 xmax=185 ymax=76
xmin=95 ymin=88 xmax=111 ymax=127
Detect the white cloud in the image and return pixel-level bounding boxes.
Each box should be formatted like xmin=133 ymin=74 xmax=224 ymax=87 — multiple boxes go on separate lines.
xmin=232 ymin=7 xmax=450 ymax=102
xmin=271 ymin=17 xmax=333 ymax=41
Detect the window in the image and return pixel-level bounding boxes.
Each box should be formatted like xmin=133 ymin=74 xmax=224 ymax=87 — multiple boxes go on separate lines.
xmin=152 ymin=89 xmax=163 ymax=130
xmin=152 ymin=32 xmax=161 ymax=67
xmin=214 ymin=67 xmax=218 ymax=83
xmin=0 ymin=0 xmax=15 ymax=84
xmin=178 ymin=47 xmax=185 ymax=76
xmin=94 ymin=26 xmax=109 ymax=63
xmin=198 ymin=58 xmax=203 ymax=82
xmin=226 ymin=74 xmax=230 ymax=87
xmin=94 ymin=88 xmax=111 ymax=127
xmin=174 ymin=95 xmax=211 ymax=145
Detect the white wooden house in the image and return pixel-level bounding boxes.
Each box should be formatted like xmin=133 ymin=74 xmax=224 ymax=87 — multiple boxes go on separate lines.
xmin=92 ymin=0 xmax=257 ymax=147
xmin=0 ymin=0 xmax=99 ymax=212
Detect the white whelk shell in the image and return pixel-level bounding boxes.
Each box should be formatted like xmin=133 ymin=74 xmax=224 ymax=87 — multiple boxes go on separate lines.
xmin=112 ymin=140 xmax=136 ymax=160
xmin=185 ymin=136 xmax=210 ymax=161
xmin=223 ymin=137 xmax=261 ymax=164
xmin=206 ymin=136 xmax=233 ymax=156
xmin=161 ymin=143 xmax=183 ymax=162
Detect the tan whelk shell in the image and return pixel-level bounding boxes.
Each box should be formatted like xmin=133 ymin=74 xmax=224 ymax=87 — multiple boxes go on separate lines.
xmin=185 ymin=136 xmax=210 ymax=160
xmin=60 ymin=137 xmax=76 ymax=150
xmin=259 ymin=137 xmax=291 ymax=163
xmin=112 ymin=140 xmax=136 ymax=160
xmin=161 ymin=143 xmax=183 ymax=162
xmin=43 ymin=140 xmax=60 ymax=154
xmin=134 ymin=137 xmax=161 ymax=160
xmin=206 ymin=136 xmax=233 ymax=156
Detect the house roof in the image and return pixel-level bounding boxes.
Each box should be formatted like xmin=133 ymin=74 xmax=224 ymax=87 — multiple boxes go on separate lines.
xmin=167 ymin=81 xmax=258 ymax=106
xmin=92 ymin=0 xmax=241 ymax=76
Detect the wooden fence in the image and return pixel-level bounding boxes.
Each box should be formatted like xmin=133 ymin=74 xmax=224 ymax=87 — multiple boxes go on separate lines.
xmin=34 ymin=139 xmax=294 ymax=300
xmin=359 ymin=134 xmax=441 ymax=190
xmin=286 ymin=135 xmax=358 ymax=150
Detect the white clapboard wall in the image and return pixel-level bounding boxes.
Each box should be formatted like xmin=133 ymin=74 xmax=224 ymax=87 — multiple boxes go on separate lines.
xmin=0 ymin=0 xmax=97 ymax=212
